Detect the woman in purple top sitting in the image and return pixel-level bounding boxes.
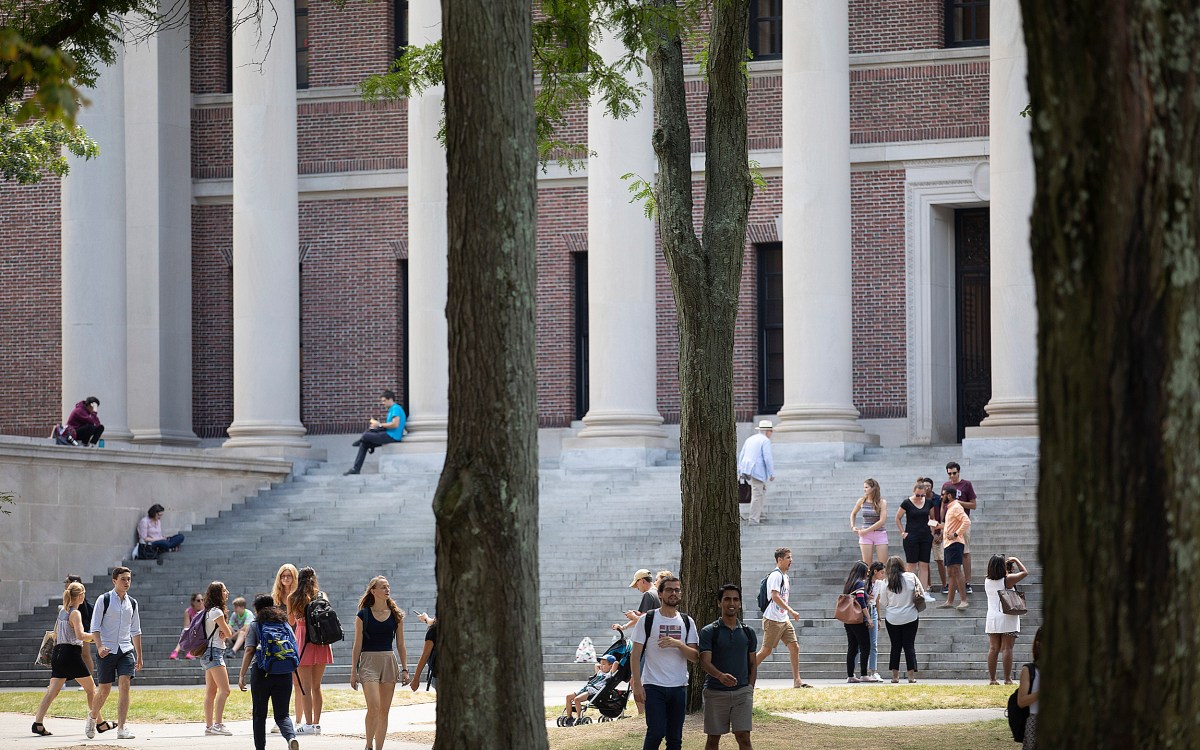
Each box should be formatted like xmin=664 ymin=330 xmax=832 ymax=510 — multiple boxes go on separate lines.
xmin=66 ymin=396 xmax=104 ymax=445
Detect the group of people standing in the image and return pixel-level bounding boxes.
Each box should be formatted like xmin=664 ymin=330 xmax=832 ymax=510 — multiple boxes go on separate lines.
xmin=30 ymin=564 xmax=437 ymax=750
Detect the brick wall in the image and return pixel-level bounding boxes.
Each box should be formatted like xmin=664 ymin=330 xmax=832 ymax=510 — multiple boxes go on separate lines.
xmin=307 ymin=0 xmax=395 ymax=89
xmin=190 ymin=0 xmax=229 ymax=95
xmin=191 ymin=205 xmax=234 ymax=438
xmin=851 ymin=63 xmax=989 ymax=144
xmin=851 ymin=169 xmax=907 ymax=417
xmin=850 ymin=0 xmax=945 ymax=54
xmin=535 ymin=187 xmax=585 ymax=427
xmin=0 ymin=179 xmax=62 ymax=435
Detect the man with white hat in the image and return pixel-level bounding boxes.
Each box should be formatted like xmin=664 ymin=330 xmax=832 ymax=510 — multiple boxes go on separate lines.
xmin=737 ymin=420 xmax=776 ymax=525
xmin=612 ymin=568 xmax=663 ymax=715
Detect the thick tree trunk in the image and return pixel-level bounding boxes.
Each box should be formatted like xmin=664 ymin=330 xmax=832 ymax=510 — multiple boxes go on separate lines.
xmin=646 ymin=0 xmax=753 ymax=712
xmin=433 ymin=0 xmax=544 ymax=747
xmin=1021 ymin=1 xmax=1200 ymax=746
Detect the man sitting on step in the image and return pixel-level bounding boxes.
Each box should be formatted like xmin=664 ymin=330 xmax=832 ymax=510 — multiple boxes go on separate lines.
xmin=344 ymin=389 xmax=406 ymax=475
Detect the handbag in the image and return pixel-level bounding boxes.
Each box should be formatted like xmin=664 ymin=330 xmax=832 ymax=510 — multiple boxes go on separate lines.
xmin=834 ymin=592 xmax=864 ymax=624
xmin=998 ymin=586 xmax=1028 ymax=616
xmin=35 ymin=630 xmax=56 ymax=668
xmin=912 ymin=579 xmax=928 ymax=613
xmin=737 ymin=475 xmax=752 ymax=504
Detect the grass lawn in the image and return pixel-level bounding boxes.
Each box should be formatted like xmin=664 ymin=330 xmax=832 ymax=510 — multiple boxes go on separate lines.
xmin=0 ymin=686 xmax=435 ymax=723
xmin=545 ymin=682 xmax=1010 ymax=718
xmin=388 ymin=714 xmax=1016 ymax=750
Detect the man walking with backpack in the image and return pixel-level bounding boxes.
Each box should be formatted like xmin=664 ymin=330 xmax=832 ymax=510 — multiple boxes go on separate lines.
xmin=630 ymin=575 xmax=699 ymax=750
xmin=86 ymin=567 xmax=141 ymax=740
xmin=237 ymin=594 xmax=301 ymax=750
xmin=699 ymin=584 xmax=757 ymax=750
xmin=755 ymin=548 xmax=811 ymax=688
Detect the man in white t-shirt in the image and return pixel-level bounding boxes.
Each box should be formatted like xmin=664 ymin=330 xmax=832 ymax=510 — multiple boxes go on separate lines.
xmin=630 ymin=575 xmax=699 ymax=750
xmin=755 ymin=548 xmax=811 ymax=689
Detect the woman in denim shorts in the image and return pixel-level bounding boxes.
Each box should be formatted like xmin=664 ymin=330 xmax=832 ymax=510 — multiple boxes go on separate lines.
xmin=200 ymin=582 xmax=235 ymax=736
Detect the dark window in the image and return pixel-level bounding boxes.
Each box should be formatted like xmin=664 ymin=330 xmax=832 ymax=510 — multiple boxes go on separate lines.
xmin=296 ymin=0 xmax=310 ymax=89
xmin=945 ymin=0 xmax=989 ymax=47
xmin=574 ymin=253 xmax=589 ymax=420
xmin=748 ymin=0 xmax=782 ymax=61
xmin=394 ymin=0 xmax=408 ymax=58
xmin=399 ymin=258 xmax=410 ymax=412
xmin=757 ymin=243 xmax=784 ymax=413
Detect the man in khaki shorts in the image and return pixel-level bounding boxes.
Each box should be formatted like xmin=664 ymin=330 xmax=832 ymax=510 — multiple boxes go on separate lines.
xmin=699 ymin=584 xmax=756 ymax=749
xmin=754 ymin=548 xmax=811 ymax=688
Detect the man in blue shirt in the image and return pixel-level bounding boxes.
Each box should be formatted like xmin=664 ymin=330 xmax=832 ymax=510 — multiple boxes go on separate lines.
xmin=737 ymin=420 xmax=776 ymax=525
xmin=699 ymin=584 xmax=757 ymax=750
xmin=345 ymin=389 xmax=407 ymax=475
xmin=87 ymin=566 xmax=142 ymax=740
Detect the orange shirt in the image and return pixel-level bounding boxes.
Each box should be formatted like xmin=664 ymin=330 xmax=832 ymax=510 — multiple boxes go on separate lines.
xmin=943 ymin=501 xmax=971 ymax=546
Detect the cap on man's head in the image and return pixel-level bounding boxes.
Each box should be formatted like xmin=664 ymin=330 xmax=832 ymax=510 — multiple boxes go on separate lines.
xmin=757 ymin=420 xmax=774 ymax=430
xmin=629 ymin=569 xmax=652 ymax=588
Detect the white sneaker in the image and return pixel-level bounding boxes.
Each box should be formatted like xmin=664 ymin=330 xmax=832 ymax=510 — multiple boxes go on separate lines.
xmin=85 ymin=716 xmax=96 ymax=739
xmin=117 ymin=728 xmax=136 ymax=739
xmin=866 ymin=672 xmax=883 ymax=682
xmin=296 ymin=724 xmax=314 ymax=734
xmin=312 ymin=725 xmax=321 ymax=735
xmin=206 ymin=724 xmax=232 ymax=736
xmin=924 ymin=592 xmax=936 ymax=602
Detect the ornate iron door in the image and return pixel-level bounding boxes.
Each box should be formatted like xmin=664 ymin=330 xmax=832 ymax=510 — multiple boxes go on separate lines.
xmin=955 ymin=208 xmax=992 ymax=440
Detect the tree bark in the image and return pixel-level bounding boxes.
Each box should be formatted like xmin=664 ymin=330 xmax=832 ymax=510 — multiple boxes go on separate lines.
xmin=646 ymin=0 xmax=752 ymax=712
xmin=1021 ymin=1 xmax=1200 ymax=746
xmin=433 ymin=0 xmax=544 ymax=747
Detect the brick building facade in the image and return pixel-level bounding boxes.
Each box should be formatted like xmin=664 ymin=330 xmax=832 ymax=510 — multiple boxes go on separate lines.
xmin=0 ymin=1 xmax=1038 ymax=457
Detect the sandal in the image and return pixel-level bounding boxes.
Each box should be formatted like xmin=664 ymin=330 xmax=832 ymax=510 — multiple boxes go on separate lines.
xmin=793 ymin=682 xmax=814 ymax=688
xmin=96 ymin=721 xmax=115 ymax=733
xmin=32 ymin=722 xmax=52 ymax=736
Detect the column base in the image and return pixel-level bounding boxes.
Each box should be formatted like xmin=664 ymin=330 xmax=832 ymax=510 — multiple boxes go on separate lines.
xmin=402 ymin=416 xmax=449 ymax=444
xmin=774 ymin=403 xmax=869 ymax=435
xmin=560 ymin=435 xmax=671 ymax=469
xmin=222 ymin=421 xmax=310 ymax=450
xmin=771 ymin=430 xmax=880 ymax=463
xmin=962 ymin=424 xmax=1039 ymax=459
xmin=379 ymin=440 xmax=447 ymax=474
xmin=132 ymin=429 xmax=200 ymax=447
xmin=94 ymin=428 xmax=135 ymax=445
xmin=977 ymin=397 xmax=1038 ymax=428
xmin=576 ymin=410 xmax=668 ymax=440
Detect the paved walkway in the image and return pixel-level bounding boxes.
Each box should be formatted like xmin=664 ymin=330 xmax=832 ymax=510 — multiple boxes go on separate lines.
xmin=0 ymin=679 xmax=1001 ymax=749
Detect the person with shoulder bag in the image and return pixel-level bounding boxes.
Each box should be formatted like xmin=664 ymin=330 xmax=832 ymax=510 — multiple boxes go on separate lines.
xmin=839 ymin=561 xmax=873 ymax=683
xmin=877 ymin=556 xmax=923 ymax=683
xmin=985 ymin=554 xmax=1029 ymax=684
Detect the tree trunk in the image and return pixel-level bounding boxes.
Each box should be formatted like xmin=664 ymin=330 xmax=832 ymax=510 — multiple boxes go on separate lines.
xmin=646 ymin=0 xmax=753 ymax=712
xmin=433 ymin=0 xmax=544 ymax=747
xmin=1021 ymin=1 xmax=1200 ymax=746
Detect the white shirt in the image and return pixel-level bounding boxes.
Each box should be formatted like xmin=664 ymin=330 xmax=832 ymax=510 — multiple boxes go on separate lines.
xmin=207 ymin=607 xmax=225 ymax=649
xmin=763 ymin=569 xmax=790 ymax=622
xmin=90 ymin=590 xmax=142 ymax=653
xmin=632 ymin=610 xmax=698 ymax=688
xmin=877 ymin=572 xmax=921 ymax=626
xmin=984 ymin=577 xmax=1021 ymax=634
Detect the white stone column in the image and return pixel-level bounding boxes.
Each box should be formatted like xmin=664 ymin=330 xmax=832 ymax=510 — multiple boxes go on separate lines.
xmin=61 ymin=54 xmax=132 ymax=443
xmin=125 ymin=12 xmax=198 ymax=445
xmin=223 ymin=0 xmax=308 ymax=450
xmin=964 ymin=0 xmax=1038 ymax=456
xmin=560 ymin=27 xmax=667 ymax=469
xmin=381 ymin=0 xmax=448 ymax=472
xmin=773 ymin=0 xmax=874 ymax=461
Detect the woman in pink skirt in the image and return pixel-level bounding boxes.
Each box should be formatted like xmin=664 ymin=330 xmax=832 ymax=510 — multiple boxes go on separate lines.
xmin=850 ymin=478 xmax=889 ymax=564
xmin=288 ymin=567 xmax=333 ymax=734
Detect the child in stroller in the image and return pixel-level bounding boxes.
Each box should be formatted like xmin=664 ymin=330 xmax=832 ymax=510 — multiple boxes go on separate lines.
xmin=557 ymin=633 xmax=633 ymax=726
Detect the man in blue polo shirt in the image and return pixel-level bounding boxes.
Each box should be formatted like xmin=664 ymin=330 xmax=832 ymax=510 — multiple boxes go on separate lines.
xmin=699 ymin=584 xmax=757 ymax=750
xmin=345 ymin=389 xmax=407 ymax=475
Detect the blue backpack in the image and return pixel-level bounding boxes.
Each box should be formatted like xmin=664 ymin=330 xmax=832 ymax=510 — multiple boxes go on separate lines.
xmin=255 ymin=621 xmax=300 ymax=675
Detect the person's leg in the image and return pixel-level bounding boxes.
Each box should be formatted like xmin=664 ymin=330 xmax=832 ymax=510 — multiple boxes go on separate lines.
xmin=844 ymin=625 xmax=856 ymax=678
xmin=34 ymin=677 xmax=67 ymax=724
xmin=310 ymin=663 xmax=327 ymax=725
xmin=748 ymin=480 xmax=766 ymax=524
xmin=918 ymin=561 xmax=931 ymax=590
xmin=213 ymin=664 xmax=231 ymax=727
xmin=857 ymin=625 xmax=871 ymax=677
xmin=867 ymin=609 xmax=879 ymax=675
xmin=75 ymin=424 xmax=95 ymax=445
xmin=77 ymin=675 xmax=98 ymax=724
xmin=733 ymin=731 xmax=752 ymax=750
xmin=936 ymin=559 xmax=946 ymax=588
xmin=859 ymin=544 xmax=872 ymax=564
xmin=1001 ymin=634 xmax=1017 ymax=684
xmin=885 ymin=619 xmax=902 ymax=674
xmin=874 ymin=544 xmax=888 ymax=564
xmin=786 ymin=641 xmax=801 ymax=685
xmin=705 ymin=735 xmax=722 ymax=750
xmin=665 ymin=686 xmax=687 ymax=750
xmin=116 ymin=675 xmax=131 ymax=729
xmin=204 ymin=667 xmax=218 ymax=727
xmin=361 ymin=681 xmax=382 ymax=744
xmin=963 ymin=552 xmax=973 ymax=589
xmin=642 ymin=684 xmax=667 ymax=750
xmin=251 ymin=670 xmax=270 ymax=750
xmin=903 ymin=620 xmax=919 ymax=674
xmin=91 ymin=682 xmax=112 ymax=721
xmin=952 ymin=561 xmax=968 ymax=605
xmin=272 ymin=672 xmax=296 ymax=739
xmin=754 ymin=620 xmax=782 ymax=668
xmin=374 ymin=679 xmax=396 ymax=748
xmin=986 ymin=633 xmax=1001 ymax=683
xmin=295 ymin=667 xmax=313 ymax=726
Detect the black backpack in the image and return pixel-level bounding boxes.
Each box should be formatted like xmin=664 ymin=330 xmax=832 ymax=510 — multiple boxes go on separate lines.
xmin=642 ymin=608 xmax=694 ymax=654
xmin=304 ymin=595 xmax=344 ymax=646
xmin=1006 ymin=663 xmax=1037 ymax=742
xmin=757 ymin=568 xmax=781 ymax=613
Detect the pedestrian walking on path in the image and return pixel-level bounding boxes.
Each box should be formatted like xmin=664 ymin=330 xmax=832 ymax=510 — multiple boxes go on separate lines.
xmin=754 ymin=548 xmax=811 ymax=688
xmin=237 ymin=594 xmax=301 ymax=750
xmin=31 ymin=582 xmax=100 ymax=737
xmin=350 ymin=576 xmax=408 ymax=750
xmin=87 ymin=566 xmax=142 ymax=740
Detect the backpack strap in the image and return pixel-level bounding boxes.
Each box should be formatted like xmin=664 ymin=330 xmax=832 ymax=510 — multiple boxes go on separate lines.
xmin=642 ymin=609 xmax=656 ymax=642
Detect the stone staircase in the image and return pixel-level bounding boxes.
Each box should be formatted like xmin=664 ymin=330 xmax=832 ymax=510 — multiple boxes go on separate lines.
xmin=0 ymin=446 xmax=1039 ymax=686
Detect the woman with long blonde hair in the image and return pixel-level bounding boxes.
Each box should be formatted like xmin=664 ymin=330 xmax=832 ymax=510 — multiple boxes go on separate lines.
xmin=31 ymin=582 xmax=98 ymax=736
xmin=350 ymin=576 xmax=408 ymax=750
xmin=289 ymin=567 xmax=333 ymax=734
xmin=850 ymin=478 xmax=888 ymax=563
xmin=270 ymin=563 xmax=300 ymax=731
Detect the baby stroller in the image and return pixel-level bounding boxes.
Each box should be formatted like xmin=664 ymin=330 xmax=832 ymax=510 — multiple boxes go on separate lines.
xmin=557 ymin=632 xmax=633 ymax=726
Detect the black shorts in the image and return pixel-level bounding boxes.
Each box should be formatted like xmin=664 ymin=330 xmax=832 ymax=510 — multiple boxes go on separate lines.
xmin=903 ymin=534 xmax=933 ymax=564
xmin=51 ymin=644 xmax=90 ymax=680
xmin=96 ymin=649 xmax=136 ymax=684
xmin=944 ymin=542 xmax=965 ymax=567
